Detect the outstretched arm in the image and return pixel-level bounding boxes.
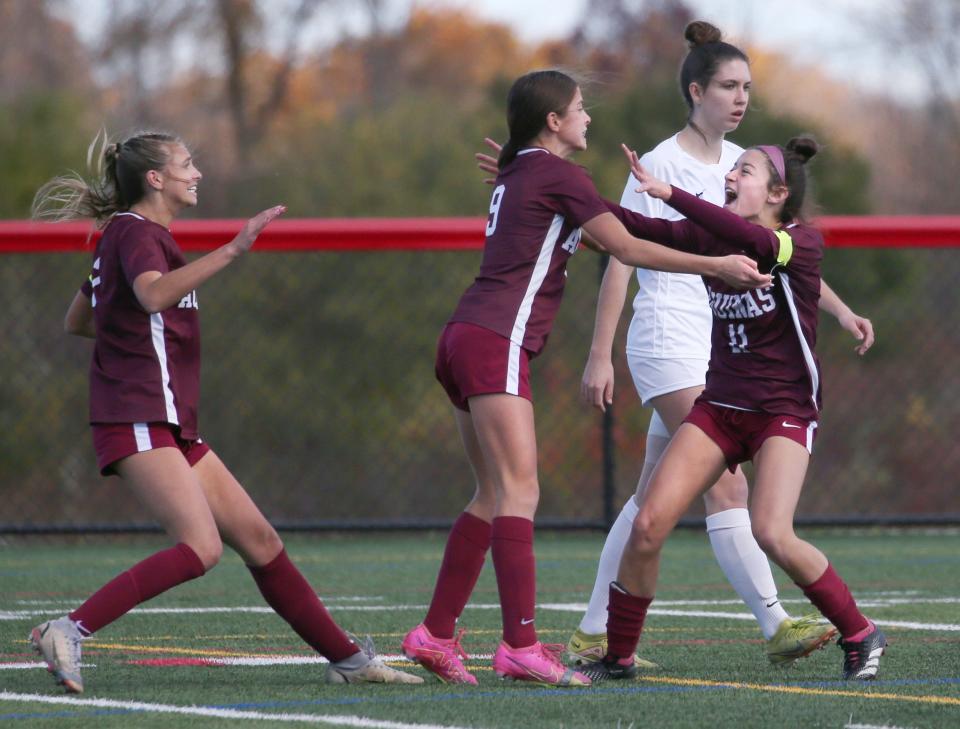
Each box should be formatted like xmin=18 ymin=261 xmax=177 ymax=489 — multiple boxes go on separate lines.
xmin=133 ymin=205 xmax=286 ymax=313
xmin=819 ymin=280 xmax=874 ymax=355
xmin=584 ymin=212 xmax=771 ymax=289
xmin=620 ymin=144 xmax=777 ymax=256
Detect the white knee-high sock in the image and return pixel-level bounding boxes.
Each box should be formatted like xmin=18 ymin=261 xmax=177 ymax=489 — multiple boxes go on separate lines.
xmin=578 ymin=496 xmax=639 ymax=634
xmin=705 ymin=508 xmax=789 ymax=640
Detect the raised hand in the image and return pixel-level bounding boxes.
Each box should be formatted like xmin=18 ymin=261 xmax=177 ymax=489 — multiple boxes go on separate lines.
xmin=476 ymin=137 xmax=502 ymax=184
xmin=620 ymin=143 xmax=671 ymax=199
xmin=230 ymin=205 xmax=287 ymax=255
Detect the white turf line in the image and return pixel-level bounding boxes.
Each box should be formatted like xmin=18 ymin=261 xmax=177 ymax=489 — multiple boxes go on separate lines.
xmin=0 ymin=692 xmax=471 ymax=729
xmin=3 ymin=600 xmax=960 ymax=631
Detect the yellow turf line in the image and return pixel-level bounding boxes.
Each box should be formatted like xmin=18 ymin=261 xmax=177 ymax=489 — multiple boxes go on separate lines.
xmin=87 ymin=642 xmax=251 ymax=658
xmin=25 ymin=640 xmax=960 ymax=701
xmin=638 ymin=676 xmax=960 ymax=707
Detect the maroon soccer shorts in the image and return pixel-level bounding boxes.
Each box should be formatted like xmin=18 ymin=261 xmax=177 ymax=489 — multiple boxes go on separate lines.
xmin=684 ymin=401 xmax=818 ymax=472
xmin=92 ymin=422 xmax=211 ymax=475
xmin=435 ymin=322 xmax=533 ymax=412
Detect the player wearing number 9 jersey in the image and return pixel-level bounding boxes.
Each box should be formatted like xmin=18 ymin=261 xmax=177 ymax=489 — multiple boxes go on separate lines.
xmin=401 ymin=69 xmax=773 ymax=688
xmin=578 ymin=139 xmax=886 ymax=683
xmin=448 ymin=148 xmax=604 ymax=357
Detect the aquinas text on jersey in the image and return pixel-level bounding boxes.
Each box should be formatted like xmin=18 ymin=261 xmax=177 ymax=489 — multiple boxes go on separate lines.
xmin=706 ymin=284 xmax=775 ymax=320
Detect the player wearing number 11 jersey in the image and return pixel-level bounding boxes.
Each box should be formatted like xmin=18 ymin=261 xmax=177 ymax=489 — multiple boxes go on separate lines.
xmin=612 ymin=200 xmax=824 ymax=424
xmin=579 ymin=138 xmax=886 ymax=683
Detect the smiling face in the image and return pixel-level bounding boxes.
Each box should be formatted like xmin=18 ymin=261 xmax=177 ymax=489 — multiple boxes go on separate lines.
xmin=553 ymin=86 xmax=591 ymax=156
xmin=159 ymin=143 xmax=202 ymax=209
xmin=691 ymin=58 xmax=751 ymax=135
xmin=723 ymin=148 xmax=786 ymax=221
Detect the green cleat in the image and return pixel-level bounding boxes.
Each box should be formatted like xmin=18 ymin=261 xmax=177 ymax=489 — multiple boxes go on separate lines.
xmin=564 ymin=628 xmax=660 ymax=670
xmin=766 ymin=614 xmax=838 ymax=666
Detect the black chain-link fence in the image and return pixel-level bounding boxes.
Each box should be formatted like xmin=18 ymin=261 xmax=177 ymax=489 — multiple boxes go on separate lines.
xmin=2 ymin=241 xmax=958 ymax=533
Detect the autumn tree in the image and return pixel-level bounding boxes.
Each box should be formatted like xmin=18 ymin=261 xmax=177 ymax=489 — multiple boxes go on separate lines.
xmin=867 ymin=0 xmax=960 ymax=211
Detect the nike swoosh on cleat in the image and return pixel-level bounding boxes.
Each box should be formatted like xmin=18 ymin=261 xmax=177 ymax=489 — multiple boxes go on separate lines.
xmin=506 ymin=656 xmax=557 ymax=682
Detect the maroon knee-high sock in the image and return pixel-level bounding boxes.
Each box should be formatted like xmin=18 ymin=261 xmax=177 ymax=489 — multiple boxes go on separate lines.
xmin=606 ymin=582 xmax=653 ymax=661
xmin=798 ymin=563 xmax=870 ymax=639
xmin=491 ymin=516 xmax=537 ymax=648
xmin=69 ymin=542 xmax=205 ymax=635
xmin=423 ymin=512 xmax=492 ymax=639
xmin=248 ymin=549 xmax=357 ymax=662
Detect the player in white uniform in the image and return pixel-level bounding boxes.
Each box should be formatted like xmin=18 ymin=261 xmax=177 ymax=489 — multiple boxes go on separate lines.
xmin=565 ymin=22 xmax=875 ymax=668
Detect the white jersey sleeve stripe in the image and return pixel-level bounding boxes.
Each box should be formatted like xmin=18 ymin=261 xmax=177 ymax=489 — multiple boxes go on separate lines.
xmin=150 ymin=312 xmax=180 ymax=425
xmin=778 ymin=272 xmax=820 ymax=412
xmin=510 ymin=213 xmax=563 ymax=347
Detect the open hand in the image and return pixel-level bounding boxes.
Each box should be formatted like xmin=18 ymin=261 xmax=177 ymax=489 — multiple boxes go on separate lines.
xmin=231 ymin=205 xmax=286 ymax=255
xmin=620 ymin=144 xmax=671 ymax=199
xmin=476 ymin=137 xmax=502 ymax=184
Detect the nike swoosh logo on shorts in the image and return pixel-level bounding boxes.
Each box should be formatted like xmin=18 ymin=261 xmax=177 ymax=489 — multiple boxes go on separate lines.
xmin=781 ymin=422 xmax=803 ymax=429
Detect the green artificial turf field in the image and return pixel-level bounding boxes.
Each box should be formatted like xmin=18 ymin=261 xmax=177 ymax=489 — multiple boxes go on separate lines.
xmin=2 ymin=529 xmax=958 ymax=728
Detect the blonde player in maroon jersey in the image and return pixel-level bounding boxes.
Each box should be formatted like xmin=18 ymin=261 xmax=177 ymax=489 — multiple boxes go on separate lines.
xmin=401 ymin=70 xmax=772 ymax=687
xmin=578 ymin=138 xmax=886 ymax=682
xmin=28 ymin=131 xmax=422 ymax=693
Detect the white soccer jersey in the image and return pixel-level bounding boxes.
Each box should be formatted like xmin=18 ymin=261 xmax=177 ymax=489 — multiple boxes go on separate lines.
xmin=622 ymin=134 xmax=744 ymax=360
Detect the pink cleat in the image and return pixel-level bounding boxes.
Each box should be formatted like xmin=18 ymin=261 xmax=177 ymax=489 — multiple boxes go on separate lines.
xmin=492 ymin=641 xmax=591 ymax=687
xmin=401 ymin=623 xmax=478 ymax=685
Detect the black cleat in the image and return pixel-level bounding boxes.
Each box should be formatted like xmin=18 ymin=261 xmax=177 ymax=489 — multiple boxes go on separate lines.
xmin=839 ymin=624 xmax=887 ymax=680
xmin=579 ymin=656 xmax=639 ymax=683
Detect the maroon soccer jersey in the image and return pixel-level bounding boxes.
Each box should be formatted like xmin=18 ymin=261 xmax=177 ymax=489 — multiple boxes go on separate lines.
xmin=449 ymin=148 xmax=609 ymax=354
xmin=79 ymin=212 xmax=202 ymax=437
xmin=607 ymin=187 xmax=823 ymax=420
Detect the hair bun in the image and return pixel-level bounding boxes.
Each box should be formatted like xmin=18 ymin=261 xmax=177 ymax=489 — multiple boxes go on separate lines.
xmin=786 ymin=136 xmax=819 ymax=164
xmin=684 ymin=20 xmax=722 ymax=48
xmin=104 ymin=141 xmax=123 ymax=165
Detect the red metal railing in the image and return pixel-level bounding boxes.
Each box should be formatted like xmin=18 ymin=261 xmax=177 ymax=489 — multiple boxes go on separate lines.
xmin=3 ymin=216 xmax=960 ymax=254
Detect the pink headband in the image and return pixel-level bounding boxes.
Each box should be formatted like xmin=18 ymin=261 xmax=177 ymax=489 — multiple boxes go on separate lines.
xmin=757 ymin=145 xmax=786 ymax=184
